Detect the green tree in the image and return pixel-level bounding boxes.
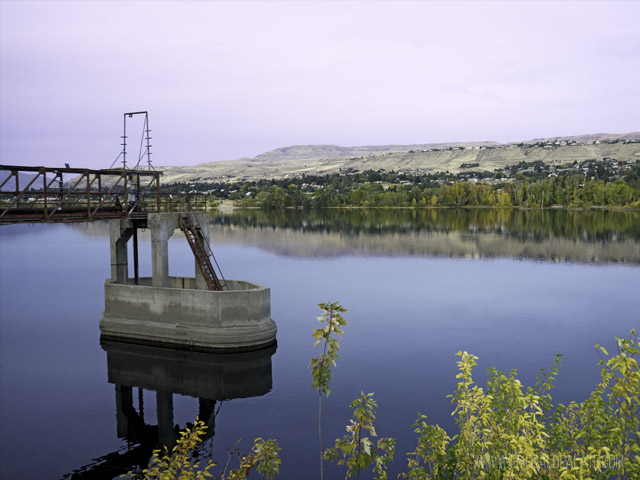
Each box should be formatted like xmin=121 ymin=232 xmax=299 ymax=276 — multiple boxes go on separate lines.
xmin=402 ymin=330 xmax=640 ymax=479
xmin=497 ymin=190 xmax=512 ymax=206
xmin=325 ymin=392 xmax=396 ymax=479
xmin=122 ymin=420 xmax=280 ymax=480
xmin=310 ymin=302 xmax=348 ymax=480
xmin=262 ymin=186 xmax=287 ymax=209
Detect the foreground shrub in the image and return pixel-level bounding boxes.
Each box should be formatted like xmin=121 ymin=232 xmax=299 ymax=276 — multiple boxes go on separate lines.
xmin=403 ymin=330 xmax=639 ymax=479
xmin=122 ymin=420 xmax=280 ymax=480
xmin=125 ymin=312 xmax=638 ymax=480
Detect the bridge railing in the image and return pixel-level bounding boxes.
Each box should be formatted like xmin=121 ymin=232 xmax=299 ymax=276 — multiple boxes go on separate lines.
xmin=0 ymin=165 xmax=165 ymax=224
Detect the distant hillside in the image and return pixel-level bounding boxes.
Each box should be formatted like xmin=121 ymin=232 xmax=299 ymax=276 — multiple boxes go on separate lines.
xmin=158 ymin=132 xmax=640 ymax=184
xmin=251 ymin=141 xmax=499 ymax=163
xmin=523 ymin=132 xmax=640 ymax=144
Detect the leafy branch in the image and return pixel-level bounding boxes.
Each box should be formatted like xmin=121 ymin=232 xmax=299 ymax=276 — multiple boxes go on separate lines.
xmin=325 ymin=392 xmax=396 ymax=479
xmin=309 ymin=301 xmax=348 ymax=480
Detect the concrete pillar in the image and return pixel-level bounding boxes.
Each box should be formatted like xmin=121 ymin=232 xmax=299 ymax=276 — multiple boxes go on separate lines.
xmin=195 ymin=213 xmax=211 ymax=290
xmin=148 ymin=214 xmax=176 ymax=288
xmin=115 ymin=384 xmax=134 ymax=439
xmin=110 ymin=219 xmax=133 ymax=284
xmin=156 ymin=391 xmax=175 ymax=448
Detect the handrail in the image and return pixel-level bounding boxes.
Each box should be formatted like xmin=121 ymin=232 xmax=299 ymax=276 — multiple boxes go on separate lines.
xmin=179 ymin=208 xmax=226 ymax=291
xmin=184 ymin=204 xmax=227 ymax=289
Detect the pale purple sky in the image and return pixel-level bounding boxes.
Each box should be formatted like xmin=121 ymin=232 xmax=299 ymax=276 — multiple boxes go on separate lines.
xmin=1 ymin=0 xmax=638 ymax=169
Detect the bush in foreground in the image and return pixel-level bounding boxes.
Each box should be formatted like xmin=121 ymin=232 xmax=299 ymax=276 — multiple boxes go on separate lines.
xmin=125 ymin=305 xmax=638 ymax=479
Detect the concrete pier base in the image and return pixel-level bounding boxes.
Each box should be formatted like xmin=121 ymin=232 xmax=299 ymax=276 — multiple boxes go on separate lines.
xmin=100 ymin=213 xmax=277 ymax=352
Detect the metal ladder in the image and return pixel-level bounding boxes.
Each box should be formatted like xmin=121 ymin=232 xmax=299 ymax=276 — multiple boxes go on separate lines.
xmin=179 ymin=210 xmax=226 ymax=291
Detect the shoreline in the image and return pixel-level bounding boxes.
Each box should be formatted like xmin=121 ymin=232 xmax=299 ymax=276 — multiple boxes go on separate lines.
xmin=220 ymin=203 xmax=640 ymax=212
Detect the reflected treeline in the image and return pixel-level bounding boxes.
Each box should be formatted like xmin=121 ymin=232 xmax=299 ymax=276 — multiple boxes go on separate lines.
xmin=211 ymin=208 xmax=640 ymax=243
xmin=60 ymin=208 xmax=640 ymax=263
xmin=209 ymin=209 xmax=640 ymax=264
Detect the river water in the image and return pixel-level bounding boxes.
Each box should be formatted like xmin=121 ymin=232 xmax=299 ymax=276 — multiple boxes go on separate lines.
xmin=0 ymin=208 xmax=638 ymax=479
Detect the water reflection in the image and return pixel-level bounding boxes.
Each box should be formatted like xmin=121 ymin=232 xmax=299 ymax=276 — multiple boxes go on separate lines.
xmin=64 ymin=208 xmax=640 ymax=263
xmin=64 ymin=340 xmax=276 ymax=479
xmin=2 ymin=214 xmax=638 ymax=480
xmin=209 ymin=209 xmax=640 ymax=263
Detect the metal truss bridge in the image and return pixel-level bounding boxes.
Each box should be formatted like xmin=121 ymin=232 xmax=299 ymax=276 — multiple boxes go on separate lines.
xmin=0 ymin=165 xmax=164 ymax=224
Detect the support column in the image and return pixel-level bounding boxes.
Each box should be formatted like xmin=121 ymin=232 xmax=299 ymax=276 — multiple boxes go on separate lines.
xmin=149 ymin=214 xmax=176 ymax=288
xmin=110 ymin=219 xmax=133 ymax=284
xmin=115 ymin=384 xmax=134 ymax=439
xmin=195 ymin=213 xmax=211 ymax=290
xmin=132 ymin=222 xmax=139 ymax=285
xmin=156 ymin=391 xmax=176 ymax=448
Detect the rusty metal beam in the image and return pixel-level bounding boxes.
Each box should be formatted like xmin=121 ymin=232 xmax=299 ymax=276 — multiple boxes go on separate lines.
xmin=0 ymin=165 xmax=161 ymax=176
xmin=0 ymin=165 xmax=163 ymax=225
xmin=0 ymin=170 xmax=16 ymax=190
xmin=0 ymin=169 xmax=43 ymax=219
xmin=91 ymin=172 xmax=127 ymax=217
xmin=44 ymin=171 xmax=88 ymax=218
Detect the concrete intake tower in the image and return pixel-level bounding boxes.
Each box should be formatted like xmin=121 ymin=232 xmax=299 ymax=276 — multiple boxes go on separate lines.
xmin=99 ymin=213 xmax=277 ymax=352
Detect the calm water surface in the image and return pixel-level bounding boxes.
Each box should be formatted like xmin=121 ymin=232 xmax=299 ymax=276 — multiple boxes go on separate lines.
xmin=0 ymin=209 xmax=638 ymax=479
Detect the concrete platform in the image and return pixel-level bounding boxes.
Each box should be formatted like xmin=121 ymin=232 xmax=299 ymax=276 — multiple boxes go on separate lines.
xmin=100 ymin=213 xmax=277 ymax=352
xmin=100 ymin=277 xmax=277 ymax=351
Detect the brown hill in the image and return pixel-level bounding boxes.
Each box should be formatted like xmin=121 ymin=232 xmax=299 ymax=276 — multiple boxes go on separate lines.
xmin=156 ymin=132 xmax=640 ymax=183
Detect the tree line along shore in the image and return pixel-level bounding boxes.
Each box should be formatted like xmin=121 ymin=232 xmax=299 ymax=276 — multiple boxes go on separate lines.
xmin=161 ymin=159 xmax=640 ymax=210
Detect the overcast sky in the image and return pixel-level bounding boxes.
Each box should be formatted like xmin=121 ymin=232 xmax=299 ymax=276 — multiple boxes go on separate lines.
xmin=1 ymin=0 xmax=638 ymax=169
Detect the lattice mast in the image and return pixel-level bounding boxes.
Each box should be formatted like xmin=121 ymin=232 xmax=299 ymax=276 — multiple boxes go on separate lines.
xmin=122 ymin=111 xmax=153 ymax=170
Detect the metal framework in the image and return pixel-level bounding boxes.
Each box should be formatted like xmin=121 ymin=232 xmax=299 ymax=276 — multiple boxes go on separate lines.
xmin=0 ymin=165 xmax=162 ymax=224
xmin=122 ymin=111 xmax=152 ymax=170
xmin=179 ymin=209 xmax=227 ymax=291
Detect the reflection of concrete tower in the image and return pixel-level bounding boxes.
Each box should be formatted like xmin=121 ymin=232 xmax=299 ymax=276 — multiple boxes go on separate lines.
xmin=104 ymin=339 xmax=276 ymax=447
xmin=65 ymin=340 xmax=275 ymax=479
